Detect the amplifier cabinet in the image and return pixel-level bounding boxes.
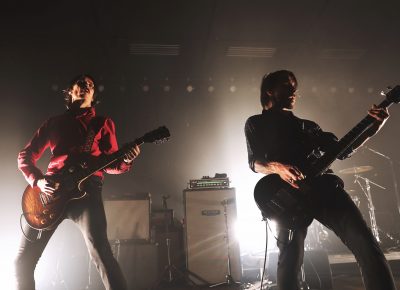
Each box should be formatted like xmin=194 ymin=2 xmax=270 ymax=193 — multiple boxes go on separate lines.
xmin=104 ymin=193 xmax=151 ymax=241
xmin=183 ymin=188 xmax=241 ymax=285
xmin=89 ymin=241 xmax=159 ymax=290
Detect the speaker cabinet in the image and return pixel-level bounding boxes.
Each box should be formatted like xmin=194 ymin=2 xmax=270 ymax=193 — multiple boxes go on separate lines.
xmin=104 ymin=193 xmax=151 ymax=241
xmin=88 ymin=242 xmax=159 ymax=290
xmin=183 ymin=188 xmax=241 ymax=285
xmin=267 ymin=250 xmax=333 ymax=289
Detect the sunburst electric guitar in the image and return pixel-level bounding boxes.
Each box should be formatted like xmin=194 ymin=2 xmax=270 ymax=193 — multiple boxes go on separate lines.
xmin=21 ymin=126 xmax=170 ymax=230
xmin=254 ymin=86 xmax=400 ymax=228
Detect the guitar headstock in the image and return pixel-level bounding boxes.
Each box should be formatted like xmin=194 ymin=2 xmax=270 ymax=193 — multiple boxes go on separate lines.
xmin=385 ymin=85 xmax=400 ymax=104
xmin=142 ymin=126 xmax=171 ymax=144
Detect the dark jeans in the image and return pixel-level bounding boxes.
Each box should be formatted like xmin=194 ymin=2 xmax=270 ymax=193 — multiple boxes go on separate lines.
xmin=275 ymin=174 xmax=396 ymax=290
xmin=15 ymin=177 xmax=127 ymax=290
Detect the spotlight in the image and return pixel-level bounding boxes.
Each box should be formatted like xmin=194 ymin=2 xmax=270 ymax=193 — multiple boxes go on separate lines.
xmin=208 ymin=85 xmax=215 ymax=93
xmin=51 ymin=84 xmax=59 ymax=91
xmin=229 ymin=85 xmax=237 ymax=93
xmin=186 ymin=85 xmax=194 ymax=93
xmin=348 ymin=87 xmax=355 ymax=94
xmin=142 ymin=84 xmax=150 ymax=92
xmin=163 ymin=85 xmax=171 ymax=92
xmin=98 ymin=85 xmax=105 ymax=92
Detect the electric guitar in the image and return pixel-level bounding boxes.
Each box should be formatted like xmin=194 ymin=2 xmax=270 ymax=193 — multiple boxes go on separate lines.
xmin=254 ymin=86 xmax=400 ymax=228
xmin=21 ymin=126 xmax=170 ymax=230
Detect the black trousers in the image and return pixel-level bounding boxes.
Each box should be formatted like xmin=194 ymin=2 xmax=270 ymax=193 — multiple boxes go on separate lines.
xmin=275 ymin=174 xmax=396 ymax=290
xmin=15 ymin=177 xmax=127 ymax=290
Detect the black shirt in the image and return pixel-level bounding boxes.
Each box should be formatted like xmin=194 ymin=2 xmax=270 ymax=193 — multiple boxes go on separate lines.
xmin=245 ymin=108 xmax=351 ymax=173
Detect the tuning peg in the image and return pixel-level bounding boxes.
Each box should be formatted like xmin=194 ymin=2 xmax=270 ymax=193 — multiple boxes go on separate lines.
xmin=381 ymin=86 xmax=394 ymax=96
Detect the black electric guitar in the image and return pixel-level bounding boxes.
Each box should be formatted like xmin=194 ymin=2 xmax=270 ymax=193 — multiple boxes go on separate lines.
xmin=254 ymin=86 xmax=400 ymax=228
xmin=21 ymin=126 xmax=170 ymax=230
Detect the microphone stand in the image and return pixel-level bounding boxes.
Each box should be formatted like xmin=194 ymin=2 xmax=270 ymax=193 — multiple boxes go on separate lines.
xmin=209 ymin=198 xmax=241 ymax=288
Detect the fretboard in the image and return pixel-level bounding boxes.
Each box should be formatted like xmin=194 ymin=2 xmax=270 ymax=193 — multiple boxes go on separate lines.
xmin=307 ymin=98 xmax=393 ymax=177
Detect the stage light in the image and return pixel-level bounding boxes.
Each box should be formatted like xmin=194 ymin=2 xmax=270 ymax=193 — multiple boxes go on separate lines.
xmin=51 ymin=84 xmax=59 ymax=91
xmin=208 ymin=85 xmax=215 ymax=93
xmin=186 ymin=85 xmax=194 ymax=93
xmin=142 ymin=84 xmax=150 ymax=92
xmin=229 ymin=85 xmax=237 ymax=93
xmin=163 ymin=85 xmax=171 ymax=92
xmin=98 ymin=84 xmax=105 ymax=92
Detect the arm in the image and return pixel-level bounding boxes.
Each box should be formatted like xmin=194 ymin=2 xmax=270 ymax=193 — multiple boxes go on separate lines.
xmin=350 ymin=104 xmax=389 ymax=150
xmin=100 ymin=118 xmax=140 ymax=174
xmin=17 ymin=121 xmax=50 ymax=187
xmin=245 ymin=117 xmax=304 ymax=188
xmin=254 ymin=160 xmax=304 ymax=189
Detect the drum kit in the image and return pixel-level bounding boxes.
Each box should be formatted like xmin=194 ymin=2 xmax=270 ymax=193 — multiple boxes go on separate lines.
xmin=339 ymin=165 xmax=384 ymax=243
xmin=305 ymin=156 xmax=400 ymax=251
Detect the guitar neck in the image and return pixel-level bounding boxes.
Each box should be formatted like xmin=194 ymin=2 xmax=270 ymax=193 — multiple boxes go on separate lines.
xmin=308 ymin=98 xmax=394 ymax=177
xmin=81 ymin=138 xmax=143 ymax=182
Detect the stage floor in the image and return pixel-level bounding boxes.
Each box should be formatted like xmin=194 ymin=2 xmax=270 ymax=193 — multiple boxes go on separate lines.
xmin=156 ymin=251 xmax=400 ymax=290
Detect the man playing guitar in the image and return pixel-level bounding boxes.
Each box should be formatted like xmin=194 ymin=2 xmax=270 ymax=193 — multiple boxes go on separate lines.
xmin=16 ymin=74 xmax=140 ymax=290
xmin=245 ymin=70 xmax=396 ymax=290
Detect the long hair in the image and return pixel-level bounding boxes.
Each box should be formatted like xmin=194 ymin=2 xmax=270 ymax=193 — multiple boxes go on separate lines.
xmin=260 ymin=70 xmax=297 ymax=108
xmin=63 ymin=74 xmax=98 ymax=109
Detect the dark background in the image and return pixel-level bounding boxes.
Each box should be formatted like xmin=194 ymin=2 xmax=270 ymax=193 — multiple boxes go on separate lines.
xmin=1 ymin=0 xmax=400 ymax=279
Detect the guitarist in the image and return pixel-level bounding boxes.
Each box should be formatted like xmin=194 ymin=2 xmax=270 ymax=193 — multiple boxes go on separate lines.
xmin=15 ymin=74 xmax=140 ymax=290
xmin=245 ymin=70 xmax=396 ymax=290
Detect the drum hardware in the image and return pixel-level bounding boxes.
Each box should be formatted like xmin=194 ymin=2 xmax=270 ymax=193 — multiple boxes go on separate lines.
xmin=350 ymin=195 xmax=361 ymax=208
xmin=353 ymin=174 xmax=386 ymax=243
xmin=363 ymin=146 xmax=400 ymax=217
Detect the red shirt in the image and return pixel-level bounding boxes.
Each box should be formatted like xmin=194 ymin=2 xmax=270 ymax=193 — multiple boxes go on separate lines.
xmin=18 ymin=107 xmax=132 ymax=187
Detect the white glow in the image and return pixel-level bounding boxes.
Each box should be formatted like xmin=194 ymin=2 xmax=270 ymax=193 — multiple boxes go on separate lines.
xmin=186 ymin=85 xmax=194 ymax=93
xmin=0 ymin=236 xmax=19 ymax=290
xmin=142 ymin=84 xmax=150 ymax=92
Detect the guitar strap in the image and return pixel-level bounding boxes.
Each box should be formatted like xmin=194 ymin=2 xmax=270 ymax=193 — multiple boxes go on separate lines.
xmin=79 ymin=116 xmax=107 ymax=153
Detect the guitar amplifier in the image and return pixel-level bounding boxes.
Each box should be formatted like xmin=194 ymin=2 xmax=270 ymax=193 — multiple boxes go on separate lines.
xmin=104 ymin=193 xmax=151 ymax=241
xmin=88 ymin=241 xmax=159 ymax=290
xmin=183 ymin=188 xmax=241 ymax=285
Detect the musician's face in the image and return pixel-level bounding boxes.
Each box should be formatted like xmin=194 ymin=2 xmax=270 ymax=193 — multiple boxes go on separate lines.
xmin=267 ymin=76 xmax=298 ymax=110
xmin=69 ymin=77 xmax=95 ymax=108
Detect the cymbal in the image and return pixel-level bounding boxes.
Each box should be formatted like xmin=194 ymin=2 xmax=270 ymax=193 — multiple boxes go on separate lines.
xmin=345 ymin=189 xmax=357 ymax=193
xmin=339 ymin=165 xmax=374 ymax=174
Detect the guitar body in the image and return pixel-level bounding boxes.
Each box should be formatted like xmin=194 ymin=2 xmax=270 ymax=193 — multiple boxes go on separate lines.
xmin=22 ymin=183 xmax=86 ymax=230
xmin=254 ymin=174 xmax=313 ymax=229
